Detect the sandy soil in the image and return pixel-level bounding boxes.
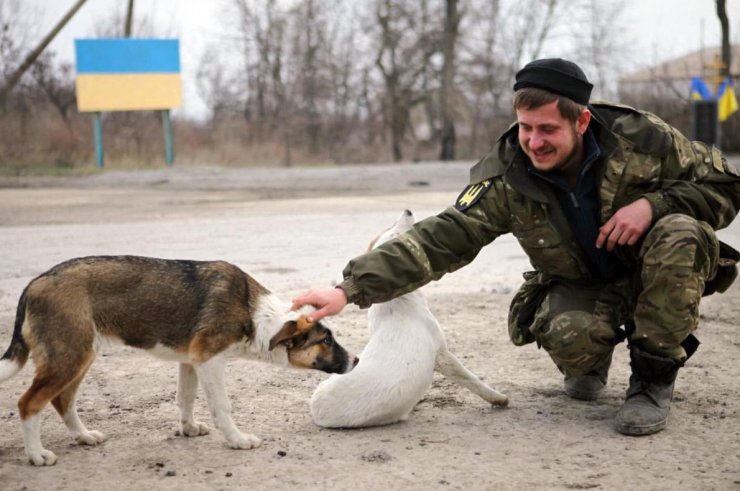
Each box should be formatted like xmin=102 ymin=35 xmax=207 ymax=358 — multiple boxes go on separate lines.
xmin=1 ymin=162 xmax=739 ymax=490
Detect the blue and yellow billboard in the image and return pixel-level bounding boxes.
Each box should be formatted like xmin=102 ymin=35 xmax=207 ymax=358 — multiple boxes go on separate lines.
xmin=75 ymin=38 xmax=182 ymax=112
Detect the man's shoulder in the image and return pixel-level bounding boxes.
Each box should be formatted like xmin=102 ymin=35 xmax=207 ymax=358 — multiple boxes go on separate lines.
xmin=591 ymin=100 xmax=674 ymax=157
xmin=469 ymin=123 xmax=518 ymax=184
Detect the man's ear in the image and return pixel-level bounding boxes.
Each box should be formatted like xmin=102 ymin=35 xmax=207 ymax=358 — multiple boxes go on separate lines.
xmin=269 ymin=320 xmax=298 ymax=351
xmin=576 ymin=108 xmax=592 ymax=135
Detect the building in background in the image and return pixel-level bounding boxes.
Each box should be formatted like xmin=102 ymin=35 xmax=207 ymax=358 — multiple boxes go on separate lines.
xmin=618 ymin=45 xmax=740 ymax=152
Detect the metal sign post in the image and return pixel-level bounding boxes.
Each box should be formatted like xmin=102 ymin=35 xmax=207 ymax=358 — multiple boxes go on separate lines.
xmin=161 ymin=110 xmax=174 ymax=166
xmin=93 ymin=112 xmax=104 ymax=168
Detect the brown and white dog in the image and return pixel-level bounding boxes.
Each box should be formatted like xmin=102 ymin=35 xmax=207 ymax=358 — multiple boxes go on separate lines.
xmin=0 ymin=255 xmax=356 ymax=466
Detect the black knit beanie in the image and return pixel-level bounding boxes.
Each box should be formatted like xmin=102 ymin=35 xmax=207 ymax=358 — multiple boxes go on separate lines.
xmin=513 ymin=58 xmax=593 ymax=105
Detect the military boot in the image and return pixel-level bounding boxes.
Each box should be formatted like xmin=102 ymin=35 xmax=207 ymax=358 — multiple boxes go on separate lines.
xmin=615 ymin=347 xmax=681 ymax=436
xmin=564 ymin=351 xmax=612 ymax=401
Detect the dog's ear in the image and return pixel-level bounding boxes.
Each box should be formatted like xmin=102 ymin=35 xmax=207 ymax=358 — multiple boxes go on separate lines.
xmin=269 ymin=320 xmax=298 ymax=351
xmin=268 ymin=315 xmax=316 ymax=351
xmin=296 ymin=314 xmax=314 ymax=333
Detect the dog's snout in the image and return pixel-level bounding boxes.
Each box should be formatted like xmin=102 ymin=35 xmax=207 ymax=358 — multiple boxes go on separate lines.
xmin=341 ymin=355 xmax=359 ymax=373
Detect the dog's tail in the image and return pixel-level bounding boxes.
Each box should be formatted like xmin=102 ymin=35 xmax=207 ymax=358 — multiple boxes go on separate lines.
xmin=0 ymin=288 xmax=30 ymax=383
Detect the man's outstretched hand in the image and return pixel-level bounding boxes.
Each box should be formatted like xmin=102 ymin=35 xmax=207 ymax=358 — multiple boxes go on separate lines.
xmin=291 ymin=288 xmax=348 ymax=322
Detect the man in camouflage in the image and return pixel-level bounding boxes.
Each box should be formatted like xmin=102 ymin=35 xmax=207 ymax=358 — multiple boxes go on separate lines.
xmin=293 ymin=58 xmax=740 ymax=436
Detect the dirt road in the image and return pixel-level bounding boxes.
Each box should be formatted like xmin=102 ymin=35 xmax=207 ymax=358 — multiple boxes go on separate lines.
xmin=1 ymin=162 xmax=739 ymax=490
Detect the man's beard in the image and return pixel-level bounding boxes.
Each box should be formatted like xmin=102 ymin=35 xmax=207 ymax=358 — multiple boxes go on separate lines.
xmin=551 ymin=131 xmax=583 ymax=177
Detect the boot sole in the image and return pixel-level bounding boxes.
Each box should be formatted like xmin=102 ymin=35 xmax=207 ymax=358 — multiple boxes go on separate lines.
xmin=564 ymin=387 xmax=602 ymax=401
xmin=615 ymin=418 xmax=667 ymax=436
xmin=564 ymin=376 xmax=605 ymax=401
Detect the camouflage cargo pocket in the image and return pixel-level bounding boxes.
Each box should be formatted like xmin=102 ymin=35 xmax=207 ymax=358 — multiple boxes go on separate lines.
xmin=508 ymin=271 xmax=552 ymax=346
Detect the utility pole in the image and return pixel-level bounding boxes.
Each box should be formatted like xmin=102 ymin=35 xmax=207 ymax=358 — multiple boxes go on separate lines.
xmin=125 ymin=0 xmax=135 ymax=37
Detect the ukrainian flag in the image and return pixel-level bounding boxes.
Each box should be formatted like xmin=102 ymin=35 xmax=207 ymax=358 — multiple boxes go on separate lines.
xmin=75 ymin=39 xmax=182 ymax=112
xmin=690 ymin=76 xmax=713 ymax=101
xmin=717 ymin=77 xmax=738 ymax=122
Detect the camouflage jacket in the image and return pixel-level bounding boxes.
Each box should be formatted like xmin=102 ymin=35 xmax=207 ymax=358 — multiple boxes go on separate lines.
xmin=339 ymin=102 xmax=740 ymax=308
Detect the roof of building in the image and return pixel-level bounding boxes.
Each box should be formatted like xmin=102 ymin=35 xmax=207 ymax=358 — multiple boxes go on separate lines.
xmin=620 ymin=45 xmax=740 ymax=83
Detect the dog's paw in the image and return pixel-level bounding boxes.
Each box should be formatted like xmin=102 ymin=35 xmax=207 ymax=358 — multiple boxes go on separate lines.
xmin=489 ymin=394 xmax=509 ymax=407
xmin=76 ymin=430 xmax=108 ymax=445
xmin=28 ymin=449 xmax=58 ymax=466
xmin=227 ymin=433 xmax=261 ymax=450
xmin=182 ymin=421 xmax=210 ymax=437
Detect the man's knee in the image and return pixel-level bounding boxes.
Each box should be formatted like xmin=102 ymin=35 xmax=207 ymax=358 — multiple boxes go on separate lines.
xmin=641 ymin=214 xmax=718 ymax=275
xmin=534 ymin=310 xmax=617 ymax=376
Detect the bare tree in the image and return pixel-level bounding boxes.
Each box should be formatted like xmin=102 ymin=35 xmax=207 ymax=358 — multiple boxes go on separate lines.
xmin=30 ymin=51 xmax=76 ymax=137
xmin=439 ymin=0 xmax=461 ymax=160
xmin=93 ymin=5 xmax=158 ymax=38
xmin=209 ymin=0 xmax=602 ymax=164
xmin=288 ymin=0 xmax=373 ymax=162
xmin=292 ymin=0 xmax=322 ymax=153
xmin=460 ymin=0 xmax=497 ymax=153
xmin=0 ymin=0 xmax=41 ymax=164
xmin=203 ymin=0 xmax=368 ymax=164
xmin=462 ymin=0 xmax=569 ymax=112
xmin=373 ymin=0 xmax=439 ymax=161
xmin=195 ymin=45 xmax=242 ymax=121
xmin=572 ymin=0 xmax=629 ymax=99
xmin=230 ymin=0 xmax=291 ymax=150
xmin=497 ymin=0 xmax=567 ymax=74
xmin=0 ymin=0 xmax=37 ymax=87
xmin=315 ymin=1 xmax=368 ymax=159
xmin=459 ymin=0 xmax=568 ymax=154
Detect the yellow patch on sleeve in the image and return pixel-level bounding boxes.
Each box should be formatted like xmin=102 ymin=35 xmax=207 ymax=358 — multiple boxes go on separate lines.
xmin=454 ymin=179 xmax=491 ymax=211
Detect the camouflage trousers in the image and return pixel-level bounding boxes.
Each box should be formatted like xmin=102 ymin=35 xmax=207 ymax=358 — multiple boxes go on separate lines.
xmin=508 ymin=214 xmax=720 ymax=376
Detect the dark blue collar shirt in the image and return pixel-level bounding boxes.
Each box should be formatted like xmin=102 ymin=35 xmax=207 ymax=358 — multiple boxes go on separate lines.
xmin=527 ymin=127 xmax=625 ymax=281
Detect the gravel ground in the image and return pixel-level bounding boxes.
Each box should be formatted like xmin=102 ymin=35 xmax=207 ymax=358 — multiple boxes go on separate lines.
xmin=1 ymin=161 xmax=739 ymax=490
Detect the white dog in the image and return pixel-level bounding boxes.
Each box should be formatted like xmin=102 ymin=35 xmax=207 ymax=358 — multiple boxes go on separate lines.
xmin=310 ymin=210 xmax=508 ymax=428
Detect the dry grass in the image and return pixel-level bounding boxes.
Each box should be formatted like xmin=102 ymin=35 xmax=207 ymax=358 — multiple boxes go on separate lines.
xmin=2 ymin=95 xmax=735 ymax=176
